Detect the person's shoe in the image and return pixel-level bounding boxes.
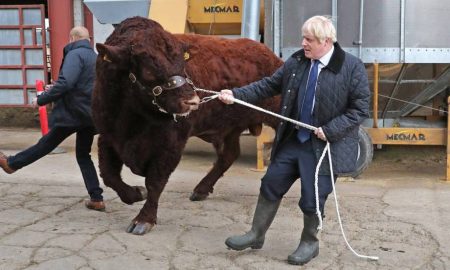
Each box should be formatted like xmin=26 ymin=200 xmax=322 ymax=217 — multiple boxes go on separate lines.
xmin=0 ymin=152 xmax=16 ymax=174
xmin=85 ymin=199 xmax=106 ymax=211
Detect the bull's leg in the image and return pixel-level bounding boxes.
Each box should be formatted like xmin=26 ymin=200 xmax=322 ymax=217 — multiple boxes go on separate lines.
xmin=98 ymin=136 xmax=146 ymax=204
xmin=126 ymin=176 xmax=169 ymax=235
xmin=125 ymin=139 xmax=185 ymax=235
xmin=127 ymin=160 xmax=173 ymax=235
xmin=190 ymin=129 xmax=241 ymax=201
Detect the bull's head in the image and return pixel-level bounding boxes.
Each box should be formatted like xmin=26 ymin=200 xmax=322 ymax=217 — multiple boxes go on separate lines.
xmin=96 ymin=27 xmax=199 ymax=119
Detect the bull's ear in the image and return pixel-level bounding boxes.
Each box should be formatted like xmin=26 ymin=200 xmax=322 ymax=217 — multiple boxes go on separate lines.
xmin=96 ymin=43 xmax=129 ymax=64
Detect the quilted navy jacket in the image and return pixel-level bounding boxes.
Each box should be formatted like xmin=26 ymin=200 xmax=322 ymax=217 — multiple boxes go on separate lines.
xmin=37 ymin=39 xmax=97 ymax=128
xmin=232 ymin=42 xmax=370 ymax=174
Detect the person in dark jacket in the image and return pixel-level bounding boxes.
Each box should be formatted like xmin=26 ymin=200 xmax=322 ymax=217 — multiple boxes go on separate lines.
xmin=218 ymin=16 xmax=370 ymax=265
xmin=0 ymin=26 xmax=105 ymax=211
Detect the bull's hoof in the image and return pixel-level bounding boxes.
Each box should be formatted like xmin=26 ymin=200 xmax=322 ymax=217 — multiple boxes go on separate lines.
xmin=189 ymin=192 xmax=209 ymax=201
xmin=134 ymin=186 xmax=147 ymax=201
xmin=126 ymin=221 xmax=154 ymax=235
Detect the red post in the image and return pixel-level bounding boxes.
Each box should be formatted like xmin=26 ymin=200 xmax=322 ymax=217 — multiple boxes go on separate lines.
xmin=36 ymin=80 xmax=49 ymax=135
xmin=48 ymin=0 xmax=74 ymax=81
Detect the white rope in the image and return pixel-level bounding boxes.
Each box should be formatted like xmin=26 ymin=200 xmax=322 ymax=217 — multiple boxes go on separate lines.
xmin=314 ymin=141 xmax=328 ymax=230
xmin=195 ymin=89 xmax=379 ymax=261
xmin=197 ymin=93 xmax=317 ymax=132
xmin=325 ymin=143 xmax=379 ymax=261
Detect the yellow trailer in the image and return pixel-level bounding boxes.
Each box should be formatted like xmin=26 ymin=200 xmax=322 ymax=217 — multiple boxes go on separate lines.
xmin=149 ymin=0 xmax=263 ymax=35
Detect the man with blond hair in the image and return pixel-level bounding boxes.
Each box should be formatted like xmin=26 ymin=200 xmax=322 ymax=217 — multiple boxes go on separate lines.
xmin=0 ymin=26 xmax=105 ymax=211
xmin=69 ymin=26 xmax=90 ymax=41
xmin=219 ymin=15 xmax=370 ymax=265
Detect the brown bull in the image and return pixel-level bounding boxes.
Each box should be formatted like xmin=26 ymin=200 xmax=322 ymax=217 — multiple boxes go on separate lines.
xmin=93 ymin=16 xmax=282 ymax=234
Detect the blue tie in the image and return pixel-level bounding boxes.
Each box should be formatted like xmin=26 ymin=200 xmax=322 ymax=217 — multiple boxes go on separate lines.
xmin=297 ymin=60 xmax=319 ymax=143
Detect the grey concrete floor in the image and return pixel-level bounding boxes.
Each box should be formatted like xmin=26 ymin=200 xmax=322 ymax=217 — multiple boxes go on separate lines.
xmin=0 ymin=128 xmax=449 ymax=270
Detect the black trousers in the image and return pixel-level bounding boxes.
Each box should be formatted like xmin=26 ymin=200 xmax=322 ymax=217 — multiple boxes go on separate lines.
xmin=7 ymin=126 xmax=103 ymax=201
xmin=260 ymin=136 xmax=335 ymax=216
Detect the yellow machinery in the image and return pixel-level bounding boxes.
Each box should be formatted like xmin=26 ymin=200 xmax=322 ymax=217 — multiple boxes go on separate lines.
xmin=149 ymin=0 xmax=264 ymax=35
xmin=187 ymin=0 xmax=244 ymax=35
xmin=148 ymin=0 xmax=189 ymax=34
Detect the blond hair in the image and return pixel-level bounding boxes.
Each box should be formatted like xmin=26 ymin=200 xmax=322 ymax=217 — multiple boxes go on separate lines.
xmin=69 ymin=26 xmax=90 ymax=42
xmin=302 ymin=16 xmax=337 ymax=43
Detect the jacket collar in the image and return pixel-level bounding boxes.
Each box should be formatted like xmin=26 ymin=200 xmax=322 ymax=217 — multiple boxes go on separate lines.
xmin=291 ymin=42 xmax=345 ymax=73
xmin=63 ymin=39 xmax=92 ymax=56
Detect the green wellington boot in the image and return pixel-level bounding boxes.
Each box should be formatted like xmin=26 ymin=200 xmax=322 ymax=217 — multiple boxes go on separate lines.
xmin=287 ymin=214 xmax=320 ymax=265
xmin=225 ymin=194 xmax=281 ymax=250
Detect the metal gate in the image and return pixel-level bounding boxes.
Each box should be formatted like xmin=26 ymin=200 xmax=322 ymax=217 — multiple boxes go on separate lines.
xmin=0 ymin=4 xmax=48 ymax=107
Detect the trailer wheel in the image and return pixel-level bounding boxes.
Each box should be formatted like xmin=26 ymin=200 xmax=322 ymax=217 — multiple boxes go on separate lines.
xmin=351 ymin=126 xmax=373 ymax=178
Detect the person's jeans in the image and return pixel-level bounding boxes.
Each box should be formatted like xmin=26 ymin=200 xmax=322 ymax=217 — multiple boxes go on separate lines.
xmin=7 ymin=126 xmax=103 ymax=201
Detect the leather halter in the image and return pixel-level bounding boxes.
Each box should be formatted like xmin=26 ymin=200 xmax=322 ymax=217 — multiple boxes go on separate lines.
xmin=128 ymin=72 xmax=189 ymax=97
xmin=128 ymin=72 xmax=194 ymax=115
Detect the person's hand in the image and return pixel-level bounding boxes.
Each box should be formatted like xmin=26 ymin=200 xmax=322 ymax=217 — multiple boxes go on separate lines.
xmin=44 ymin=84 xmax=53 ymax=91
xmin=31 ymin=97 xmax=39 ymax=108
xmin=314 ymin=127 xmax=327 ymax=141
xmin=218 ymin=89 xmax=234 ymax=104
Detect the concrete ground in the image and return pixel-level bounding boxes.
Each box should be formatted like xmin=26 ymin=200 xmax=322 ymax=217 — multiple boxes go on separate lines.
xmin=0 ymin=127 xmax=449 ymax=270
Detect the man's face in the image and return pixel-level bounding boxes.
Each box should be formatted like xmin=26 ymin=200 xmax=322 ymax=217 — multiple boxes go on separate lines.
xmin=301 ymin=32 xmax=331 ymax=60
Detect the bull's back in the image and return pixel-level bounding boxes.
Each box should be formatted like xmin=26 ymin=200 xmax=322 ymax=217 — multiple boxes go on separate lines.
xmin=176 ymin=34 xmax=282 ymax=133
xmin=176 ymin=34 xmax=282 ymax=90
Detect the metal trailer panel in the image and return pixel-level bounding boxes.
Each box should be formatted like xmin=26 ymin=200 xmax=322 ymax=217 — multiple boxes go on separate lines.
xmin=279 ymin=0 xmax=450 ymax=63
xmin=281 ymin=0 xmax=331 ymax=49
xmin=241 ymin=0 xmax=261 ymax=41
xmin=404 ymin=0 xmax=450 ymax=63
xmin=337 ymin=0 xmax=400 ymax=48
xmin=405 ymin=0 xmax=450 ymax=48
xmin=83 ymin=0 xmax=150 ymax=25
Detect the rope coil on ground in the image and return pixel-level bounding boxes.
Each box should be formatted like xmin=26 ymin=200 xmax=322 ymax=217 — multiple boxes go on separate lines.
xmin=194 ymin=88 xmax=379 ymax=261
